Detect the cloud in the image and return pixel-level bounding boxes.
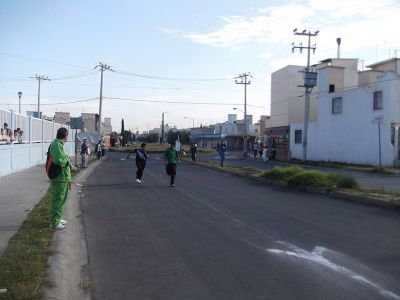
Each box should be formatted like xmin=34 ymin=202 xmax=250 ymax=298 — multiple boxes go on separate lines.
xmin=169 ymin=0 xmax=400 ymax=57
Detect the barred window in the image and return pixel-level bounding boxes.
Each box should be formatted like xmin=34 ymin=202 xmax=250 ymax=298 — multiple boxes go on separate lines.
xmin=294 ymin=130 xmax=302 ymax=144
xmin=332 ymin=97 xmax=342 ymax=114
xmin=373 ymin=91 xmax=383 ymax=110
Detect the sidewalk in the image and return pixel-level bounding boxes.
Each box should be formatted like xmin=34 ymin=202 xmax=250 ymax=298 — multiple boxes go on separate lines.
xmin=199 ymin=151 xmax=400 ymax=192
xmin=0 ymin=165 xmax=50 ymax=256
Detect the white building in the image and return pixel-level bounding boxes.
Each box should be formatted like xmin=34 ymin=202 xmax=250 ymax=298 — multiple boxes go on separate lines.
xmin=290 ymin=58 xmax=400 ymax=166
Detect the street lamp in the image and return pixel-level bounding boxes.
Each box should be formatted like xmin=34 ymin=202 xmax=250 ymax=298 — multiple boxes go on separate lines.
xmin=184 ymin=116 xmax=195 ymax=128
xmin=372 ymin=116 xmax=384 ymax=168
xmin=18 ymin=91 xmax=22 ymax=114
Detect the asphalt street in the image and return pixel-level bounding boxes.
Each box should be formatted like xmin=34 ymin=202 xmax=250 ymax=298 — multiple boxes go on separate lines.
xmin=82 ymin=152 xmax=400 ymax=300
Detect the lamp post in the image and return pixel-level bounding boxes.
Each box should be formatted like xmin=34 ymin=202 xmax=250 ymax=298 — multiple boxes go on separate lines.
xmin=184 ymin=116 xmax=195 ymax=128
xmin=372 ymin=116 xmax=384 ymax=168
xmin=18 ymin=91 xmax=22 ymax=114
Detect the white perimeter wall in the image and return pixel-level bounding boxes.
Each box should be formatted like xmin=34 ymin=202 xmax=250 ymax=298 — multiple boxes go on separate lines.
xmin=0 ymin=142 xmax=75 ymax=177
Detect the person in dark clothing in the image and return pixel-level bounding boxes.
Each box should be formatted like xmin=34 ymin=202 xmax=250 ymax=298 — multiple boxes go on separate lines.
xmin=95 ymin=140 xmax=102 ymax=159
xmin=127 ymin=143 xmax=149 ymax=183
xmin=190 ymin=142 xmax=197 ymax=161
xmin=218 ymin=140 xmax=227 ymax=167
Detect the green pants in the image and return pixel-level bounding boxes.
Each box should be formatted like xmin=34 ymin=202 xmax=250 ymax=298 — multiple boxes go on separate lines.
xmin=50 ymin=181 xmax=69 ymax=226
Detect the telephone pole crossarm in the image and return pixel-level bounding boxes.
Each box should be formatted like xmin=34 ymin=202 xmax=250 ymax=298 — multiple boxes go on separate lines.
xmin=31 ymin=75 xmax=51 ymax=117
xmin=96 ymin=62 xmax=113 ymax=135
xmin=235 ymin=72 xmax=252 ymax=157
xmin=291 ymin=28 xmax=319 ymax=162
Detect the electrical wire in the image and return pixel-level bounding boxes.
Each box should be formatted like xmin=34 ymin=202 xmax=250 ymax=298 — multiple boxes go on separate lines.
xmin=113 ymin=69 xmax=234 ymax=82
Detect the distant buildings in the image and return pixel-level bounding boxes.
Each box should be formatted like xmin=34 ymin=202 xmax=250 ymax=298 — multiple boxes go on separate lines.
xmin=54 ymin=112 xmax=112 ymax=135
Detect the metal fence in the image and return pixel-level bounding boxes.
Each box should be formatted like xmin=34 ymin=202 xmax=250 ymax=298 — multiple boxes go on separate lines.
xmin=0 ymin=108 xmax=75 ymax=143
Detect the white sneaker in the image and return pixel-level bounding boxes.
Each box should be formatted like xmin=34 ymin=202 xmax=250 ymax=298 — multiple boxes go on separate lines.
xmin=60 ymin=219 xmax=68 ymax=225
xmin=136 ymin=179 xmax=141 ymax=183
xmin=50 ymin=223 xmax=65 ymax=230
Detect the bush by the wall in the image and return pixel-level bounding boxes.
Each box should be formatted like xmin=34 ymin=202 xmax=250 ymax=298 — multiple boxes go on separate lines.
xmin=262 ymin=166 xmax=304 ymax=181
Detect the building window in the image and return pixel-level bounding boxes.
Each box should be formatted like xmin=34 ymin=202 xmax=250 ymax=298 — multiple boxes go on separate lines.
xmin=329 ymin=84 xmax=335 ymax=93
xmin=332 ymin=97 xmax=342 ymax=114
xmin=294 ymin=130 xmax=302 ymax=144
xmin=373 ymin=91 xmax=383 ymax=110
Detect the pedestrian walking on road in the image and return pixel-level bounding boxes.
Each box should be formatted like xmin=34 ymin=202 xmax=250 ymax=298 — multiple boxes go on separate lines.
xmin=262 ymin=145 xmax=268 ymax=162
xmin=95 ymin=140 xmax=102 ymax=159
xmin=127 ymin=143 xmax=149 ymax=183
xmin=190 ymin=142 xmax=197 ymax=161
xmin=259 ymin=143 xmax=264 ymax=158
xmin=218 ymin=140 xmax=227 ymax=167
xmin=253 ymin=142 xmax=259 ymax=158
xmin=81 ymin=138 xmax=89 ymax=168
xmin=49 ymin=128 xmax=72 ymax=230
xmin=164 ymin=142 xmax=180 ymax=187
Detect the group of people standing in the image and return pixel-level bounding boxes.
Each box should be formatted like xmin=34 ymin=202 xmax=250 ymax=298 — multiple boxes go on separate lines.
xmin=252 ymin=142 xmax=276 ymax=161
xmin=0 ymin=123 xmax=24 ymax=144
xmin=80 ymin=139 xmax=106 ymax=168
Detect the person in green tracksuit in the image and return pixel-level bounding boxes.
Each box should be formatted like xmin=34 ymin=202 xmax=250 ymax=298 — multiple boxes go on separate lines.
xmin=164 ymin=141 xmax=180 ymax=187
xmin=49 ymin=128 xmax=72 ymax=230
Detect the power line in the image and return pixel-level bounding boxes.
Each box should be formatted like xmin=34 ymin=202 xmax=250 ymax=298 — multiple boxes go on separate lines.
xmin=0 ymin=51 xmax=87 ymax=71
xmin=104 ymin=97 xmax=244 ymax=106
xmin=0 ymin=97 xmax=99 ymax=106
xmin=113 ymin=69 xmax=233 ymax=82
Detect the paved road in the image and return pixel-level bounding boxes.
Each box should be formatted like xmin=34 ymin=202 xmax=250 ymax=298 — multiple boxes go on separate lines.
xmin=82 ymin=152 xmax=400 ymax=300
xmin=201 ymin=152 xmax=400 ymax=192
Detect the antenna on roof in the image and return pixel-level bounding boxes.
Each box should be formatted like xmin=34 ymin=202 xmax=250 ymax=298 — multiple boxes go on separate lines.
xmin=336 ymin=38 xmax=341 ymax=59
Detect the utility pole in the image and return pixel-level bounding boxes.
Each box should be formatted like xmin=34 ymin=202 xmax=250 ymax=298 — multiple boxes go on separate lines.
xmin=292 ymin=28 xmax=319 ymax=161
xmin=161 ymin=112 xmax=167 ymax=143
xmin=95 ymin=63 xmax=112 ymax=135
xmin=235 ymin=73 xmax=252 ymax=157
xmin=31 ymin=75 xmax=50 ymax=118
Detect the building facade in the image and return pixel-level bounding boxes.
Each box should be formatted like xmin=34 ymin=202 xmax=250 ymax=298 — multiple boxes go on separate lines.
xmin=290 ymin=58 xmax=400 ymax=166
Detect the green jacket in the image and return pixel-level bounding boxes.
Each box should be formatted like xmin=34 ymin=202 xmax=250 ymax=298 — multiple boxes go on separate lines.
xmin=50 ymin=139 xmax=71 ymax=182
xmin=164 ymin=147 xmax=179 ymax=164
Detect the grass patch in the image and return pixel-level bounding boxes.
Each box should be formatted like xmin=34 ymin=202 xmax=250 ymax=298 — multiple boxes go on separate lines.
xmin=0 ymin=162 xmax=89 ymax=299
xmin=262 ymin=166 xmax=304 ymax=180
xmin=262 ymin=166 xmax=359 ymax=190
xmin=290 ymin=159 xmax=398 ymax=174
xmin=0 ymin=190 xmax=54 ymax=300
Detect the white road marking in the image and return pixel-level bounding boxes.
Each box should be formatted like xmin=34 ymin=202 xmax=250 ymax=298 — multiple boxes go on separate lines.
xmin=267 ymin=242 xmax=400 ymax=300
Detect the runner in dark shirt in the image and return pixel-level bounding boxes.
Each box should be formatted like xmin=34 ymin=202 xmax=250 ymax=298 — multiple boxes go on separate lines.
xmin=127 ymin=143 xmax=149 ymax=183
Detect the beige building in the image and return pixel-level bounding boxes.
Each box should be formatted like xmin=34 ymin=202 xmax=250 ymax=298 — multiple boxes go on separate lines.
xmin=54 ymin=112 xmax=71 ymax=126
xmin=267 ymin=65 xmax=317 ymax=131
xmin=102 ymin=117 xmax=112 ymax=135
xmin=81 ymin=113 xmax=97 ymax=133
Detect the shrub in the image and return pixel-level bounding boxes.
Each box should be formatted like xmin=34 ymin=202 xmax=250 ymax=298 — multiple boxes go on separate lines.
xmin=262 ymin=166 xmax=304 ymax=180
xmin=286 ymin=170 xmax=340 ymax=189
xmin=336 ymin=175 xmax=359 ymax=189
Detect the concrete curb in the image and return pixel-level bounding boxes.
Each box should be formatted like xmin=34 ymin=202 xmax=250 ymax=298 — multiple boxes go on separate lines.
xmin=46 ymin=159 xmax=103 ymax=300
xmin=187 ymin=160 xmax=400 ymax=211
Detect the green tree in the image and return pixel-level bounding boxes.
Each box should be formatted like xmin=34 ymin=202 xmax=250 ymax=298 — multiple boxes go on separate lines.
xmin=167 ymin=130 xmax=190 ymax=144
xmin=146 ymin=133 xmax=159 ymax=143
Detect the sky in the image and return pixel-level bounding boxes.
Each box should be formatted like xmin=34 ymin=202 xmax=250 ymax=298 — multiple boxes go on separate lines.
xmin=1 ymin=0 xmax=399 ymax=133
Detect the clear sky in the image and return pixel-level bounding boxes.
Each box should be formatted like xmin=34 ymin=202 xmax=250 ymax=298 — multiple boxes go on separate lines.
xmin=1 ymin=0 xmax=399 ymax=132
